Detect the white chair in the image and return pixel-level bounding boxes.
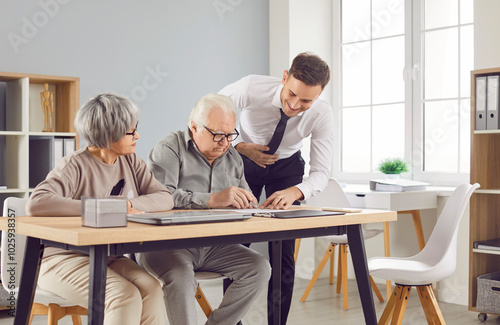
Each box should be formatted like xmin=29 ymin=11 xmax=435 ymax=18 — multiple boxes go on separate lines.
xmin=1 ymin=197 xmax=87 ymax=325
xmin=297 ymin=178 xmax=384 ymax=310
xmin=368 ymin=183 xmax=480 ymax=325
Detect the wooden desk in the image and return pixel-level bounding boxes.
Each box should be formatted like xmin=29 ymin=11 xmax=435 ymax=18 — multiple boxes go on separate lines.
xmin=343 ymin=185 xmax=438 ymax=297
xmin=0 ymin=209 xmax=396 ymax=325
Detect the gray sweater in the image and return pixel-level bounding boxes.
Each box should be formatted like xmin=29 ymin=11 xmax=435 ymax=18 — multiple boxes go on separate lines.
xmin=147 ymin=129 xmax=251 ymax=209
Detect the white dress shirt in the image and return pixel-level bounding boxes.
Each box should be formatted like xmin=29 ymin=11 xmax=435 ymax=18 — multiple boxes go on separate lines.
xmin=219 ymin=74 xmax=334 ymax=200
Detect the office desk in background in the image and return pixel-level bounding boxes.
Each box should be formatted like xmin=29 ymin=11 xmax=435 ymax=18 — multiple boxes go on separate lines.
xmin=1 ymin=209 xmax=396 ymax=325
xmin=343 ymin=184 xmax=438 ymax=297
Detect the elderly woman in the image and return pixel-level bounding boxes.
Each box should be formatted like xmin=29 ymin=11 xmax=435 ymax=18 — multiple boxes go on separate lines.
xmin=26 ymin=93 xmax=174 ymax=324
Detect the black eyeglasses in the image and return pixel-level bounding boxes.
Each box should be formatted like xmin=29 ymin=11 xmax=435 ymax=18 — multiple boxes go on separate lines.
xmin=203 ymin=125 xmax=239 ymax=142
xmin=126 ymin=124 xmax=138 ymax=137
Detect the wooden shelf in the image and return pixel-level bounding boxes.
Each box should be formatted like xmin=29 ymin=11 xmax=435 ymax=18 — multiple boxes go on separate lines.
xmin=474 ymin=129 xmax=500 ymax=134
xmin=469 ymin=67 xmax=500 ymax=313
xmin=473 ymin=248 xmax=500 ymax=256
xmin=0 ymin=72 xmax=80 ymax=214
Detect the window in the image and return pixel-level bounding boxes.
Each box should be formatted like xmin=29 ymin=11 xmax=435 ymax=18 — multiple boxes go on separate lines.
xmin=333 ymin=0 xmax=473 ymax=185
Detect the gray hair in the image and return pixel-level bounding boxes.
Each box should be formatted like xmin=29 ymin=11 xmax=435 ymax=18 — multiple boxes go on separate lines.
xmin=188 ymin=93 xmax=237 ymax=132
xmin=74 ymin=93 xmax=139 ymax=148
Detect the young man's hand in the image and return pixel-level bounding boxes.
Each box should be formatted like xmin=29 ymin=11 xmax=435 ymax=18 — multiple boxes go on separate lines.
xmin=261 ymin=187 xmax=304 ymax=210
xmin=235 ymin=142 xmax=279 ymax=168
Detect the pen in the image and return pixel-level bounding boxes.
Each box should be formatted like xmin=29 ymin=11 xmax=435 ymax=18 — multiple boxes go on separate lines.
xmin=250 ymin=202 xmax=259 ymax=209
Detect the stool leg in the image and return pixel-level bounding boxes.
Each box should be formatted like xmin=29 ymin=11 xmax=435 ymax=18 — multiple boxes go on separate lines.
xmin=390 ymin=285 xmax=411 ymax=325
xmin=195 ymin=285 xmax=213 ymax=318
xmin=340 ymin=244 xmax=348 ymax=310
xmin=370 ymin=276 xmax=384 ymax=303
xmin=294 ymin=238 xmax=301 ymax=264
xmin=378 ymin=284 xmax=404 ymax=325
xmin=329 ymin=244 xmax=336 ymax=285
xmin=300 ymin=243 xmax=335 ymax=302
xmin=417 ymin=285 xmax=446 ymax=325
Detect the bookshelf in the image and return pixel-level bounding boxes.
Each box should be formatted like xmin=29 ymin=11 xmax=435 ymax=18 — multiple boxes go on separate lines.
xmin=0 ymin=72 xmax=80 ymax=213
xmin=469 ymin=67 xmax=500 ymax=316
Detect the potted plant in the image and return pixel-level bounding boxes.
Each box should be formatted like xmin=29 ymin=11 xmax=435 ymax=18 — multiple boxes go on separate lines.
xmin=377 ymin=158 xmax=409 ymax=179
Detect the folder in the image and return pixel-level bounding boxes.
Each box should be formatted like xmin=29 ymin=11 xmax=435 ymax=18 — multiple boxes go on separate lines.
xmin=54 ymin=138 xmax=64 ymax=165
xmin=486 ymin=75 xmax=500 ymax=130
xmin=63 ymin=138 xmax=75 ymax=156
xmin=475 ymin=76 xmax=487 ymax=130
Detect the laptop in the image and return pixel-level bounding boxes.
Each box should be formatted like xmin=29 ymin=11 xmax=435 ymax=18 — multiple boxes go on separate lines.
xmin=127 ymin=210 xmax=252 ymax=225
xmin=253 ymin=209 xmax=345 ymax=218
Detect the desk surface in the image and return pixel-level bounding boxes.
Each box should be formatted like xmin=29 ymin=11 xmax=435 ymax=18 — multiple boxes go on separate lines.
xmin=0 ymin=209 xmax=396 ymax=246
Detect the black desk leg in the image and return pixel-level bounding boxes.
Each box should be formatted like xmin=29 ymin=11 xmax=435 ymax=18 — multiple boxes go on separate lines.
xmin=271 ymin=240 xmax=282 ymax=325
xmin=14 ymin=237 xmax=43 ymax=325
xmin=347 ymin=224 xmax=377 ymax=325
xmin=88 ymin=245 xmax=108 ymax=325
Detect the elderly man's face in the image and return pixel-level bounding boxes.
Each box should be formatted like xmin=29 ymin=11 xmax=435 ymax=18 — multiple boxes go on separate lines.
xmin=191 ymin=107 xmax=236 ymax=164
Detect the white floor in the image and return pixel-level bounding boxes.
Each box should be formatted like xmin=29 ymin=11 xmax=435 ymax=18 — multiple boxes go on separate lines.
xmin=1 ymin=277 xmax=499 ymax=324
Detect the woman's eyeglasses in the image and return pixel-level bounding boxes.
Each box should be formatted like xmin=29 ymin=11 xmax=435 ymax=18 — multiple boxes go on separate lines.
xmin=126 ymin=124 xmax=138 ymax=137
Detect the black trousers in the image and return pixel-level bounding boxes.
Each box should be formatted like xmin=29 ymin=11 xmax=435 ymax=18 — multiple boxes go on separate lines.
xmin=242 ymin=151 xmax=305 ymax=325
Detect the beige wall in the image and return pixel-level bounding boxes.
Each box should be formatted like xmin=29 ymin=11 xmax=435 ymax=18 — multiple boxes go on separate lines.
xmin=474 ymin=0 xmax=500 ymax=69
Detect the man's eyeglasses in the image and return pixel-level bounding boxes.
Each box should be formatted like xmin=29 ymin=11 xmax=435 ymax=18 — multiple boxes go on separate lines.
xmin=126 ymin=124 xmax=138 ymax=137
xmin=203 ymin=126 xmax=239 ymax=142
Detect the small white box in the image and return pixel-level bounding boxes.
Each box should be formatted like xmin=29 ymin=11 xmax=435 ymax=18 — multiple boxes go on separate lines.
xmin=81 ymin=197 xmax=127 ymax=228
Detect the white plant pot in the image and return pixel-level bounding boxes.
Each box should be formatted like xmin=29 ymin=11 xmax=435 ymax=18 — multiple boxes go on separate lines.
xmin=384 ymin=174 xmax=400 ymax=180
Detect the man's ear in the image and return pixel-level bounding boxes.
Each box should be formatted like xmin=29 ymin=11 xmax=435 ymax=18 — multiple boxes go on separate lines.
xmin=282 ymin=70 xmax=289 ymax=85
xmin=189 ymin=120 xmax=197 ymax=132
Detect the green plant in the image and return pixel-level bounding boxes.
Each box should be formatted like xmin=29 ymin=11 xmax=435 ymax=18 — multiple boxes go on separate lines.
xmin=377 ymin=158 xmax=409 ymax=174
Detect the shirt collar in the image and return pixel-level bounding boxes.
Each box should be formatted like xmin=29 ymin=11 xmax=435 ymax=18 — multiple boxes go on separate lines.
xmin=272 ymin=85 xmax=283 ymax=109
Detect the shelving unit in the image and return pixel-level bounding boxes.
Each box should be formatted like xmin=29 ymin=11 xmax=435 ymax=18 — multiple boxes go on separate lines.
xmin=0 ymin=72 xmax=80 ymax=213
xmin=469 ymin=67 xmax=500 ymax=318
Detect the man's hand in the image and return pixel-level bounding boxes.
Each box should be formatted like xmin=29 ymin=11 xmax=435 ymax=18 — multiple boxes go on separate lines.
xmin=261 ymin=187 xmax=304 ymax=210
xmin=208 ymin=186 xmax=258 ymax=209
xmin=235 ymin=142 xmax=279 ymax=168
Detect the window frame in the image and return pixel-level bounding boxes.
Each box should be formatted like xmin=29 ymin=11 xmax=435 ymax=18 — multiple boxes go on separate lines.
xmin=331 ymin=0 xmax=471 ymax=186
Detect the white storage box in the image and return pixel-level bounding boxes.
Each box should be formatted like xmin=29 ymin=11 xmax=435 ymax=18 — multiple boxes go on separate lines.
xmin=81 ymin=197 xmax=127 ymax=228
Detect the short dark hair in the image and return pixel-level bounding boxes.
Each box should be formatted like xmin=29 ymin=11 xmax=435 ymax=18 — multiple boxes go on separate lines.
xmin=288 ymin=52 xmax=330 ymax=89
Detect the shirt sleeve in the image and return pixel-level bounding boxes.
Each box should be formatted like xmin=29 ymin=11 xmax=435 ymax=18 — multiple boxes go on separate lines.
xmin=295 ymin=107 xmax=334 ymax=200
xmin=128 ymin=155 xmax=174 ymax=212
xmin=147 ymin=140 xmax=211 ymax=209
xmin=219 ymin=76 xmax=250 ymax=147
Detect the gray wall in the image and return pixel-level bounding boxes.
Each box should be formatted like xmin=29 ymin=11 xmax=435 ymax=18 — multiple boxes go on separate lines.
xmin=0 ymin=0 xmax=269 ymax=159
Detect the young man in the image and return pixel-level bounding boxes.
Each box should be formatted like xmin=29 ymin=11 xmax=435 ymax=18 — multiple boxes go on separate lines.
xmin=219 ymin=52 xmax=333 ymax=324
xmin=138 ymin=93 xmax=270 ymax=325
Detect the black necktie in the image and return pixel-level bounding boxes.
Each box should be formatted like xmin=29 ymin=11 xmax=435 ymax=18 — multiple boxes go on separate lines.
xmin=264 ymin=109 xmax=290 ymax=155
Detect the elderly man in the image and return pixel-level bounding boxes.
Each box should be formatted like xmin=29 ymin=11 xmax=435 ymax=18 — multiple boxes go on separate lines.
xmin=138 ymin=93 xmax=270 ymax=325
